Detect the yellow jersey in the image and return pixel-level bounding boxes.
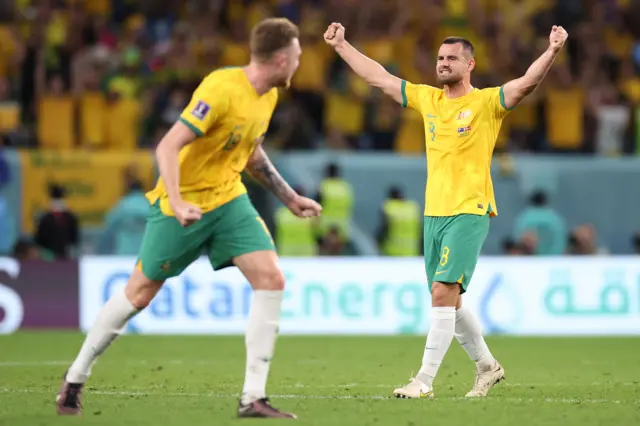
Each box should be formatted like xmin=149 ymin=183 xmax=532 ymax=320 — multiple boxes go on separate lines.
xmin=146 ymin=67 xmax=278 ymax=216
xmin=402 ymin=81 xmax=511 ymax=217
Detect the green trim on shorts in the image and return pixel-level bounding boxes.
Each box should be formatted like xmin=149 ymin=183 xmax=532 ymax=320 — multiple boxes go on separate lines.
xmin=423 ymin=214 xmax=490 ymax=294
xmin=137 ymin=194 xmax=275 ymax=281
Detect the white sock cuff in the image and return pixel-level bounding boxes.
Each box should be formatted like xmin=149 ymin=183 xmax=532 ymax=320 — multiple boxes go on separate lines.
xmin=114 ymin=289 xmax=137 ymax=312
xmin=432 ymin=306 xmax=456 ymax=320
xmin=253 ymin=289 xmax=284 ymax=302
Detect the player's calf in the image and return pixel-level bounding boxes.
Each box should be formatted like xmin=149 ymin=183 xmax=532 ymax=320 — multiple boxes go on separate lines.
xmin=453 ymin=304 xmax=504 ymax=397
xmin=233 ymin=251 xmax=291 ymax=413
xmin=394 ymin=282 xmax=459 ymax=399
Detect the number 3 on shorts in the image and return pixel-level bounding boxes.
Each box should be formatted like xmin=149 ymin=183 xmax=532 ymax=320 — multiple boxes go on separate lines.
xmin=256 ymin=216 xmax=274 ymax=244
xmin=439 ymin=246 xmax=450 ymax=266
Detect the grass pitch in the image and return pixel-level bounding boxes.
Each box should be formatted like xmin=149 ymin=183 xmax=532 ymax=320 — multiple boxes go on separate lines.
xmin=1 ymin=333 xmax=639 ymax=425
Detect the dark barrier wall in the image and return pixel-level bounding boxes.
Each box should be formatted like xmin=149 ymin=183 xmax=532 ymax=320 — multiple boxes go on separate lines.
xmin=0 ymin=259 xmax=79 ymax=332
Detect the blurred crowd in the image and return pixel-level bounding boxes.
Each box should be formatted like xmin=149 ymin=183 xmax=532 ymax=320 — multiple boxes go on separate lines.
xmin=0 ymin=0 xmax=638 ymax=154
xmin=1 ymin=0 xmax=640 ymax=260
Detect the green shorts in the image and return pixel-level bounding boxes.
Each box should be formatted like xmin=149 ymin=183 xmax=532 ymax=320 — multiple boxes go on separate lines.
xmin=423 ymin=214 xmax=490 ymax=294
xmin=137 ymin=194 xmax=275 ymax=281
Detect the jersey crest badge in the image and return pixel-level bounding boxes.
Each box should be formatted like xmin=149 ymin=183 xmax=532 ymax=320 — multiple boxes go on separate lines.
xmin=191 ymin=100 xmax=211 ymax=121
xmin=456 ymin=109 xmax=472 ymax=123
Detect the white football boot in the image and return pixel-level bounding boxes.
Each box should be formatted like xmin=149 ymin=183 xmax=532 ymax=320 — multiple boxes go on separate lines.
xmin=465 ymin=361 xmax=505 ymax=397
xmin=393 ymin=377 xmax=434 ymax=399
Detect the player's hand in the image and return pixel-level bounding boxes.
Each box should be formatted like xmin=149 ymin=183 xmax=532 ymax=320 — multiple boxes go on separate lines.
xmin=549 ymin=25 xmax=568 ymax=52
xmin=170 ymin=199 xmax=202 ymax=227
xmin=287 ymin=195 xmax=322 ymax=218
xmin=324 ymin=22 xmax=345 ymax=48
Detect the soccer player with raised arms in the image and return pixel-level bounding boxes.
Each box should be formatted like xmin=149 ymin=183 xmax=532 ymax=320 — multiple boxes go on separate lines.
xmin=324 ymin=23 xmax=568 ymax=398
xmin=57 ymin=18 xmax=321 ymax=419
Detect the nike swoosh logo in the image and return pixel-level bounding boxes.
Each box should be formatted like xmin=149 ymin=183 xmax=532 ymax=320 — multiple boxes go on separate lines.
xmin=427 ymin=114 xmax=437 ymax=118
xmin=435 ymin=270 xmax=446 ymax=275
xmin=420 ymin=390 xmax=433 ymax=398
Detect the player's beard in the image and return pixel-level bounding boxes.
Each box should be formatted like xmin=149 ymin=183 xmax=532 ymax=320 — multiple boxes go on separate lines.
xmin=437 ymin=73 xmax=462 ymax=85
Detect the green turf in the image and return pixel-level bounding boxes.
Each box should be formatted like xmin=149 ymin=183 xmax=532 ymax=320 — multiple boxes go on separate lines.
xmin=0 ymin=333 xmax=639 ymax=425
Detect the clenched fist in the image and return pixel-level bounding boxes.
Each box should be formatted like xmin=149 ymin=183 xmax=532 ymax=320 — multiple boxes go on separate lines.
xmin=324 ymin=22 xmax=345 ymax=48
xmin=287 ymin=195 xmax=322 ymax=218
xmin=170 ymin=199 xmax=202 ymax=227
xmin=549 ymin=25 xmax=568 ymax=52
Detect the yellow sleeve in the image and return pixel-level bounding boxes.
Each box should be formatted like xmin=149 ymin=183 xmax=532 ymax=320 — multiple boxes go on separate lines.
xmin=484 ymin=86 xmax=514 ymax=120
xmin=179 ymin=77 xmax=230 ymax=137
xmin=400 ymin=80 xmax=436 ymax=113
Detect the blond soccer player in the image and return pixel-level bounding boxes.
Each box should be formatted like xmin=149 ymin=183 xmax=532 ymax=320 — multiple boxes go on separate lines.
xmin=57 ymin=18 xmax=321 ymax=419
xmin=324 ymin=23 xmax=568 ymax=399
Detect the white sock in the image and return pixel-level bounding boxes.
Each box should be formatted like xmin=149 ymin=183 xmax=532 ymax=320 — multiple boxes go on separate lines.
xmin=66 ymin=290 xmax=139 ymax=383
xmin=416 ymin=306 xmax=456 ymax=387
xmin=241 ymin=290 xmax=283 ymax=405
xmin=454 ymin=306 xmax=495 ymax=371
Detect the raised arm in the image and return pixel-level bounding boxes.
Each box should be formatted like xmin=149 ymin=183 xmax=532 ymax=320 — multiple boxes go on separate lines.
xmin=501 ymin=25 xmax=568 ymax=110
xmin=324 ymin=23 xmax=404 ymax=105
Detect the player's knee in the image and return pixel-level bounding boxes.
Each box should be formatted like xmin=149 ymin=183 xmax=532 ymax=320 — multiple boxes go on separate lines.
xmin=431 ymin=282 xmax=460 ymax=307
xmin=125 ymin=268 xmax=164 ymax=309
xmin=253 ymin=268 xmax=286 ymax=291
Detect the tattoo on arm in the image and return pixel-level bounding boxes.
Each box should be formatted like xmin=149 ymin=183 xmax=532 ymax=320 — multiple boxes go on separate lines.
xmin=247 ymin=146 xmax=296 ymax=205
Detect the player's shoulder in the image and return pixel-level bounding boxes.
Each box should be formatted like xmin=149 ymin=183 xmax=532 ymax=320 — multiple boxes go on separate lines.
xmin=406 ymin=80 xmax=442 ymax=94
xmin=193 ymin=67 xmax=247 ymax=103
xmin=477 ymin=86 xmax=502 ymax=99
xmin=201 ymin=66 xmax=244 ymax=87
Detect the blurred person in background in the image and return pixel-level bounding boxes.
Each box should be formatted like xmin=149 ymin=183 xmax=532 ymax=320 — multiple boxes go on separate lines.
xmin=632 ymin=232 xmax=640 ymax=254
xmin=315 ymin=162 xmax=353 ymax=243
xmin=514 ymin=190 xmax=567 ymax=255
xmin=319 ymin=225 xmax=345 ymax=256
xmin=567 ymin=224 xmax=608 ymax=255
xmin=274 ymin=186 xmax=318 ymax=257
xmin=158 ymin=84 xmax=189 ymax=129
xmin=105 ymin=47 xmax=144 ymax=101
xmin=290 ymin=7 xmax=330 ymax=141
xmin=519 ymin=230 xmax=538 ymax=256
xmin=12 ymin=238 xmax=42 ymax=260
xmin=34 ymin=183 xmax=79 ymax=259
xmin=0 ymin=139 xmax=16 ymax=255
xmin=378 ymin=186 xmax=420 ymax=257
xmin=0 ymin=193 xmax=16 ymax=255
xmin=96 ymin=177 xmax=149 ymax=256
xmin=502 ymin=238 xmax=524 ymax=256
